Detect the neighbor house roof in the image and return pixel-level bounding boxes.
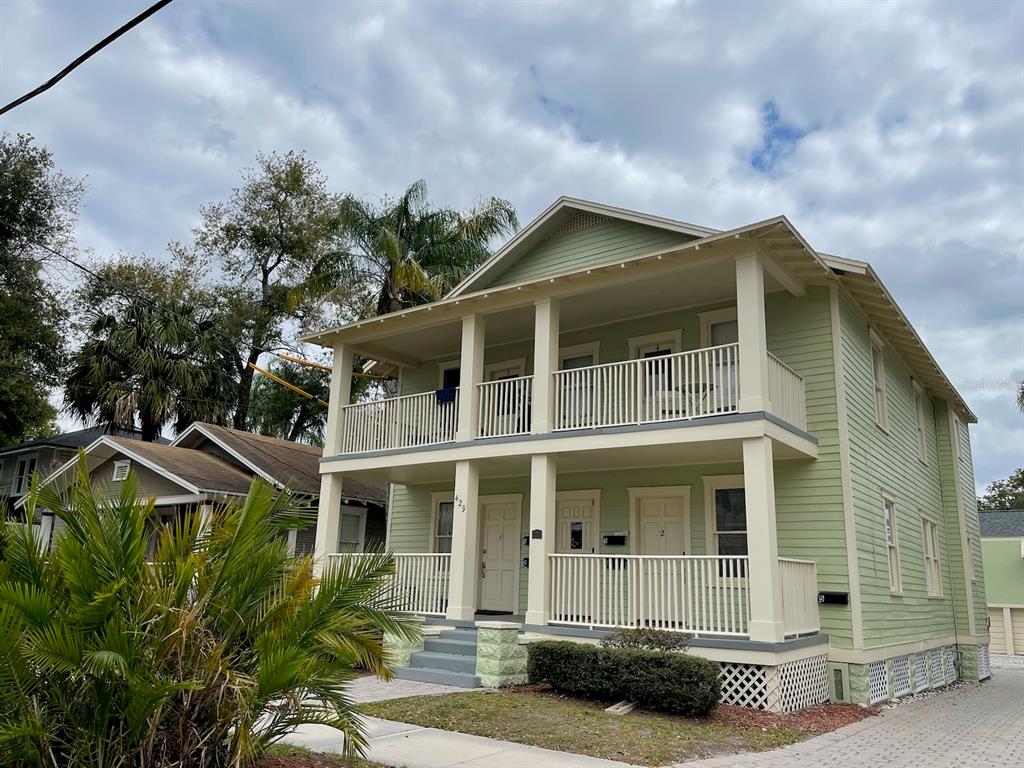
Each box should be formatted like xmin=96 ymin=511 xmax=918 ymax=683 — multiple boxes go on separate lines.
xmin=980 ymin=510 xmax=1024 ymax=538
xmin=171 ymin=423 xmax=387 ymax=506
xmin=0 ymin=425 xmax=164 ymax=457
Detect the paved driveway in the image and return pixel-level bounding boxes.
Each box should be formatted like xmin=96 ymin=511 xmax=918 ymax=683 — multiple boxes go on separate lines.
xmin=680 ymin=664 xmax=1024 ymax=768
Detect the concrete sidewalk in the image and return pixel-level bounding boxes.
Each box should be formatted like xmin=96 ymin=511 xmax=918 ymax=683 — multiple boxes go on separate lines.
xmin=286 ymin=717 xmax=638 ymax=767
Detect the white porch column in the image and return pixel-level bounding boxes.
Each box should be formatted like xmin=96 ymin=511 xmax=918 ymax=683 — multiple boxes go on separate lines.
xmin=531 ymin=298 xmax=560 ymax=434
xmin=324 ymin=341 xmax=355 ymax=456
xmin=456 ymin=314 xmax=486 ymax=441
xmin=735 ymin=252 xmax=771 ymax=413
xmin=525 ymin=453 xmax=557 ymax=626
xmin=286 ymin=528 xmax=298 ymax=557
xmin=314 ymin=341 xmax=354 ymax=575
xmin=197 ymin=502 xmax=213 ymax=538
xmin=447 ymin=459 xmax=481 ymax=620
xmin=742 ymin=435 xmax=786 ymax=642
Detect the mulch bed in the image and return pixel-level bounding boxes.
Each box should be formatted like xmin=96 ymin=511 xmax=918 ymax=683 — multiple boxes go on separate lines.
xmin=710 ymin=701 xmax=877 ymax=733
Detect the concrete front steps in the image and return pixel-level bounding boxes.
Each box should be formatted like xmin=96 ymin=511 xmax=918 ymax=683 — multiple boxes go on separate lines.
xmin=393 ymin=625 xmax=481 ymax=688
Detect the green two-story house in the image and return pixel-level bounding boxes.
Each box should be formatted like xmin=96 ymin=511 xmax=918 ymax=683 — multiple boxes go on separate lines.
xmin=305 ymin=198 xmax=988 ymax=711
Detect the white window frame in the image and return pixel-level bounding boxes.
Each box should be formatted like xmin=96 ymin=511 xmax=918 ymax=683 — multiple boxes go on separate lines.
xmin=484 ymin=358 xmax=527 ymax=380
xmin=698 ymin=307 xmax=738 ymax=348
xmin=882 ymin=493 xmax=902 ymax=593
xmin=13 ymin=453 xmax=38 ymax=496
xmin=627 ymin=329 xmax=683 ymax=359
xmin=112 ymin=459 xmax=131 ymax=482
xmin=912 ymin=381 xmax=928 ymax=464
xmin=558 ymin=342 xmax=600 ymax=369
xmin=337 ymin=506 xmax=368 ymax=553
xmin=870 ymin=330 xmax=888 ymax=430
xmin=702 ymin=474 xmax=746 ymax=555
xmin=430 ymin=491 xmax=455 ymax=554
xmin=921 ymin=515 xmax=942 ymax=597
xmin=436 ymin=359 xmax=461 ymax=390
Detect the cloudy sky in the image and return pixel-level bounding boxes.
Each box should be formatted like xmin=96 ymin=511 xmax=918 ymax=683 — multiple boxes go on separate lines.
xmin=1 ymin=0 xmax=1021 ymax=490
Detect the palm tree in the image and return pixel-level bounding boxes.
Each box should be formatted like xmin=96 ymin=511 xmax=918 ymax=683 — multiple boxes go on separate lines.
xmin=340 ymin=179 xmax=518 ymax=315
xmin=0 ymin=456 xmax=419 ymax=767
xmin=64 ymin=299 xmax=238 ymax=441
xmin=1017 ymin=378 xmax=1023 ymax=413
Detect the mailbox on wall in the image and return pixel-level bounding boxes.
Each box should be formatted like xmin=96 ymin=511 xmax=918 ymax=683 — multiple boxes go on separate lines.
xmin=602 ymin=531 xmax=629 ymax=546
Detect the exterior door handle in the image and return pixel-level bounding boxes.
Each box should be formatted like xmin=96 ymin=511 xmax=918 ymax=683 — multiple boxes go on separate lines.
xmin=481 ymin=561 xmax=486 ymax=578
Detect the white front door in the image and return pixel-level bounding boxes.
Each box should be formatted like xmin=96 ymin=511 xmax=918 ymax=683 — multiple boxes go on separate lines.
xmin=637 ymin=495 xmax=688 ymax=555
xmin=478 ymin=496 xmax=521 ymax=612
xmin=556 ymin=494 xmax=598 ymax=553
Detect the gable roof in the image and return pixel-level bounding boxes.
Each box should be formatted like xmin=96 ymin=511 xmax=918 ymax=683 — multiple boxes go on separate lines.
xmin=980 ymin=509 xmax=1024 ymax=538
xmin=447 ymin=196 xmax=719 ymax=298
xmin=172 ymin=423 xmax=387 ymax=505
xmin=0 ymin=425 xmax=164 ymax=457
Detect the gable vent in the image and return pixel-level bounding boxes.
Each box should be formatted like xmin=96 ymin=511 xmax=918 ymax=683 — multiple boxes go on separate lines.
xmin=111 ymin=460 xmax=131 ymax=482
xmin=546 ymin=211 xmax=612 ymax=240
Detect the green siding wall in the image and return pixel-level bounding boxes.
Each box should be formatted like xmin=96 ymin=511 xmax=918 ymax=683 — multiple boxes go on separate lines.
xmin=982 ymin=538 xmax=1024 ymax=605
xmin=766 ymin=287 xmax=852 ymax=647
xmin=483 ymin=220 xmax=694 ymax=288
xmin=838 ymin=291 xmax=968 ymax=647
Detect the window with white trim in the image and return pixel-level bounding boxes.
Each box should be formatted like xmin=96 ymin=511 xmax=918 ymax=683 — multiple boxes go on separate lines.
xmin=913 ymin=382 xmax=927 ymax=464
xmin=337 ymin=507 xmax=367 ymax=553
xmin=922 ymin=517 xmax=942 ymax=597
xmin=711 ymin=486 xmax=747 ymax=577
xmin=112 ymin=460 xmax=131 ymax=481
xmin=558 ymin=342 xmax=599 ymax=370
xmin=870 ymin=334 xmax=887 ymax=429
xmin=434 ymin=500 xmax=454 ymax=553
xmin=13 ymin=454 xmax=37 ymax=496
xmin=883 ymin=496 xmax=901 ymax=592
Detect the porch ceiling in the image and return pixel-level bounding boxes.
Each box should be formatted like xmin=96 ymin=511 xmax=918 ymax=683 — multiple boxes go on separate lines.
xmin=353 ymin=256 xmax=776 ymax=367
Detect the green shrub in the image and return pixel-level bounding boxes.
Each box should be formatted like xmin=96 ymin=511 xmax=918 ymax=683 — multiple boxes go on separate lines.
xmin=527 ymin=640 xmax=720 ymax=716
xmin=0 ymin=455 xmax=420 ymax=768
xmin=600 ymin=627 xmax=691 ymax=652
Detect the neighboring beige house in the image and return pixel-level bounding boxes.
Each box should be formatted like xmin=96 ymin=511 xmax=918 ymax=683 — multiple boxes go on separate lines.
xmin=22 ymin=422 xmax=387 ymax=557
xmin=980 ymin=509 xmax=1024 ymax=655
xmin=304 ymin=197 xmax=987 ymax=711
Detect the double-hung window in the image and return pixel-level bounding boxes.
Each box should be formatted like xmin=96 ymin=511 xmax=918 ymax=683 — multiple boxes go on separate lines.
xmin=337 ymin=508 xmax=367 ymax=553
xmin=434 ymin=499 xmax=454 ymax=553
xmin=922 ymin=517 xmax=942 ymax=597
xmin=870 ymin=333 xmax=887 ymax=429
xmin=883 ymin=496 xmax=901 ymax=592
xmin=708 ymin=483 xmax=747 ymax=576
xmin=913 ymin=382 xmax=928 ymax=463
xmin=13 ymin=455 xmax=37 ymax=496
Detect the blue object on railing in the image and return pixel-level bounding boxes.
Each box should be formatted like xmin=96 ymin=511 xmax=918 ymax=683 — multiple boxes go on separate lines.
xmin=435 ymin=387 xmax=458 ymax=404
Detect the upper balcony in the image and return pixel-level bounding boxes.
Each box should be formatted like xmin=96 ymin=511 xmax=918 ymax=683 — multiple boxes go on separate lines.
xmin=338 ymin=343 xmax=807 ymax=455
xmin=306 ymin=218 xmax=831 ymax=470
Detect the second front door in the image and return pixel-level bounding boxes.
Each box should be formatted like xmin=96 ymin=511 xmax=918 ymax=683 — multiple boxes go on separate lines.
xmin=636 ymin=493 xmax=688 ymax=555
xmin=478 ymin=496 xmax=521 ymax=612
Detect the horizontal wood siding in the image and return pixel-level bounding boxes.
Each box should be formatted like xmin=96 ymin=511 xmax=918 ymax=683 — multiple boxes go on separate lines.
xmin=89 ymin=456 xmax=187 ymax=499
xmin=486 ymin=220 xmax=694 ymax=288
xmin=839 ymin=291 xmax=960 ymax=647
xmin=767 ymin=287 xmax=852 ymax=647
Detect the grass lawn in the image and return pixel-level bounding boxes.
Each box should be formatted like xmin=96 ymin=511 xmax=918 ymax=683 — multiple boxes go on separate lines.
xmin=360 ymin=687 xmax=848 ymax=766
xmin=263 ymin=743 xmax=391 ymax=768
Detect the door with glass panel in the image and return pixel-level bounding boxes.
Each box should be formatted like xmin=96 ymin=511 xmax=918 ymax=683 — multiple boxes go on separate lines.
xmin=707 ymin=315 xmax=739 ymax=411
xmin=486 ymin=361 xmax=527 ymax=436
xmin=634 ymin=340 xmax=676 ymax=420
xmin=559 ymin=349 xmax=597 ymax=428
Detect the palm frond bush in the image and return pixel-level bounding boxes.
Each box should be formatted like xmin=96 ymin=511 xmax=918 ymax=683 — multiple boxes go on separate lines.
xmin=0 ymin=455 xmax=419 ymax=767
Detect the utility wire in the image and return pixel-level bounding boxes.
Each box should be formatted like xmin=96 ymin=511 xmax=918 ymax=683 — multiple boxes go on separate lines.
xmin=0 ymin=0 xmax=175 ymax=117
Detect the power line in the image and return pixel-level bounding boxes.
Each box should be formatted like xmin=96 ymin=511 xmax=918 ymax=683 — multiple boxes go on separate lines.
xmin=0 ymin=0 xmax=175 ymax=117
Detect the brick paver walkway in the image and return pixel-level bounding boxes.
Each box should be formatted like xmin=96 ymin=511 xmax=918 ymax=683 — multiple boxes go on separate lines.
xmin=679 ymin=667 xmax=1024 ymax=767
xmin=346 ymin=674 xmax=470 ymax=703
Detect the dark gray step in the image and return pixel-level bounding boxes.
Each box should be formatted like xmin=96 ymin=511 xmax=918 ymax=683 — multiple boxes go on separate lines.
xmin=394 ymin=665 xmax=480 ymax=688
xmin=424 ymin=637 xmax=477 ymax=656
xmin=423 ymin=617 xmax=476 ymax=629
xmin=438 ymin=628 xmax=478 ymax=641
xmin=410 ymin=650 xmax=477 ymax=675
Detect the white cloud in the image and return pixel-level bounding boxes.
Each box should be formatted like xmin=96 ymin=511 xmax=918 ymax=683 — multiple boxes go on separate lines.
xmin=2 ymin=0 xmax=1021 ymax=485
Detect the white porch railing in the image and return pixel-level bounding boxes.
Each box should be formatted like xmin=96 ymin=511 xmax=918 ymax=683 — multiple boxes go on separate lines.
xmin=779 ymin=557 xmax=820 ymax=636
xmin=477 ymin=375 xmax=533 ymax=438
xmin=339 ymin=389 xmax=460 ymax=453
xmin=552 ymin=343 xmax=740 ymax=431
xmin=767 ymin=354 xmax=807 ymax=431
xmin=548 ymin=554 xmax=750 ymax=636
xmin=327 ymin=552 xmax=452 ymax=616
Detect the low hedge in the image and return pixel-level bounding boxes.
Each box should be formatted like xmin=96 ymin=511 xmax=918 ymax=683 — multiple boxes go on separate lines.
xmin=527 ymin=640 xmax=720 ymax=716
